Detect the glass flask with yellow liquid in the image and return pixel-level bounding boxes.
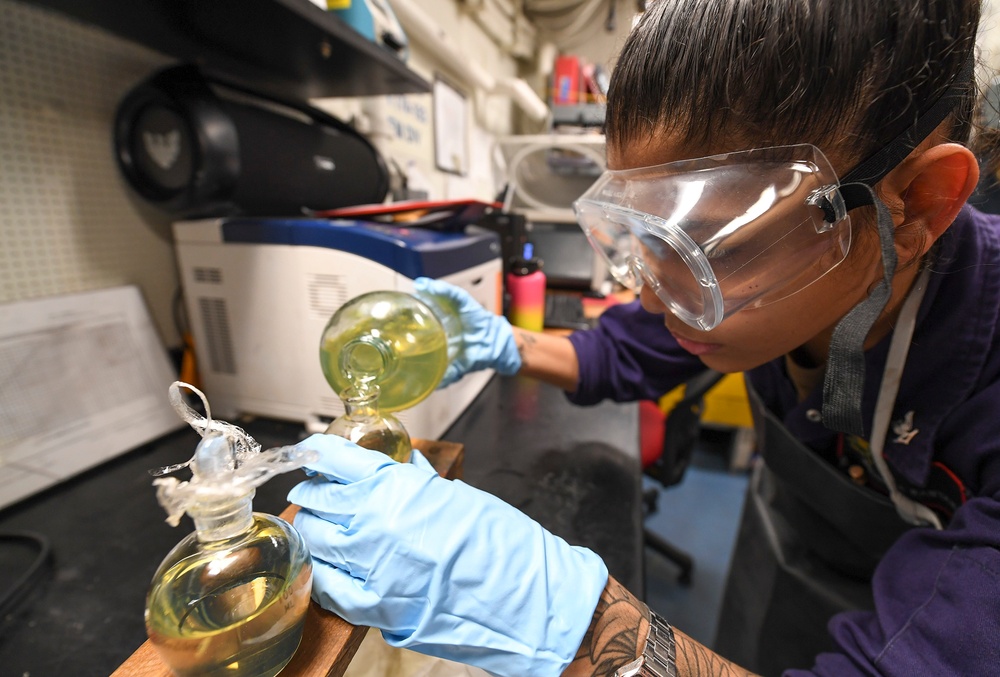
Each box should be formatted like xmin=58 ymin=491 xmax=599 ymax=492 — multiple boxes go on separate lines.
xmin=145 ymin=382 xmax=318 ymax=677
xmin=319 ymin=290 xmax=462 ymax=412
xmin=325 ymin=384 xmax=412 ymax=463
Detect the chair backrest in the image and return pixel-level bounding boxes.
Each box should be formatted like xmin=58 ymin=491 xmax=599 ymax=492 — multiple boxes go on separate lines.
xmin=645 ymin=369 xmax=726 ymax=488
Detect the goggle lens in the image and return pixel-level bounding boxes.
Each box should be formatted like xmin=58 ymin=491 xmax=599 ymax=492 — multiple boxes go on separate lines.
xmin=573 ymin=144 xmax=851 ymax=331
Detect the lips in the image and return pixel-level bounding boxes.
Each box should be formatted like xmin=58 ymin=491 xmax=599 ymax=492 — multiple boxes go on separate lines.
xmin=673 ymin=335 xmax=723 ymax=356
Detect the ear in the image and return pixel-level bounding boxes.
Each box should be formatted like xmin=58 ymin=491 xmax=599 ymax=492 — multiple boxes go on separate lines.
xmin=890 ymin=143 xmax=980 ymax=253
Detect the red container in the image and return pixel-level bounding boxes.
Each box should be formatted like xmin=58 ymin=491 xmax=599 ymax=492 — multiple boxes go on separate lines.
xmin=552 ymin=55 xmax=581 ymax=105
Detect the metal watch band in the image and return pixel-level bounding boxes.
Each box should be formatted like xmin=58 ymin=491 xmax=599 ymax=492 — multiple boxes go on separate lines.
xmin=614 ymin=610 xmax=677 ymax=677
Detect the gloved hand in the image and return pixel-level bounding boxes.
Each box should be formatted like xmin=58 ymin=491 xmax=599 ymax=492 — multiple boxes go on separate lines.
xmin=288 ymin=433 xmax=608 ymax=677
xmin=408 ymin=446 xmax=436 ymax=471
xmin=413 ymin=277 xmax=521 ymax=387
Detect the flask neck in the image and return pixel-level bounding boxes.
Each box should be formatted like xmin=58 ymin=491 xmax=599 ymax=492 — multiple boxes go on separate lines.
xmin=189 ymin=491 xmax=255 ymax=542
xmin=340 ymin=335 xmax=395 ymax=387
xmin=341 ymin=386 xmax=380 ymax=420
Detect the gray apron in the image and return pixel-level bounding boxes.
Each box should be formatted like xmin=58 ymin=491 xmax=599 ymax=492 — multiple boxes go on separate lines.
xmin=714 ymin=270 xmax=939 ymax=676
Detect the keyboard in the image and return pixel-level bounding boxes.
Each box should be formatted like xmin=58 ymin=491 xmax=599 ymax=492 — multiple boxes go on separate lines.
xmin=544 ymin=293 xmax=592 ymax=330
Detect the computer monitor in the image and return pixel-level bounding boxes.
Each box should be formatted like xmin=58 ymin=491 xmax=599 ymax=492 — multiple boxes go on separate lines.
xmin=530 ymin=219 xmax=600 ymax=291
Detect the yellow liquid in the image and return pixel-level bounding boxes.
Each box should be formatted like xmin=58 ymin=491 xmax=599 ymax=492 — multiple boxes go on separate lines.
xmin=356 ymin=428 xmax=412 ymax=463
xmin=321 ymin=314 xmax=449 ymax=412
xmin=146 ymin=517 xmax=312 ymax=677
xmin=326 ymin=421 xmax=412 ymax=463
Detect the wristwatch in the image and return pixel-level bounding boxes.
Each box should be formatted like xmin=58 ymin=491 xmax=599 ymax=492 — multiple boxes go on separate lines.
xmin=614 ymin=610 xmax=677 ymax=677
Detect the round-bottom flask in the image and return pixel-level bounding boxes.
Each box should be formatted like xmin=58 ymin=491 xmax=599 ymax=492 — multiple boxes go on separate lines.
xmin=145 ymin=493 xmax=312 ymax=677
xmin=325 ymin=385 xmax=412 ymax=463
xmin=319 ymin=290 xmax=462 ymax=413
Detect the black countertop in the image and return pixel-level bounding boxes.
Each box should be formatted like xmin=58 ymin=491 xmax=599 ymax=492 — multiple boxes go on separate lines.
xmin=0 ymin=374 xmax=641 ymax=676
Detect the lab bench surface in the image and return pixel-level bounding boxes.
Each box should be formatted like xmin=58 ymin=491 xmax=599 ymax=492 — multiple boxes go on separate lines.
xmin=0 ymin=374 xmax=641 ymax=676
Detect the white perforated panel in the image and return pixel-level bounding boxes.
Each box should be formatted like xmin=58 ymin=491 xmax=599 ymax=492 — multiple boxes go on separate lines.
xmin=0 ymin=0 xmax=180 ymax=346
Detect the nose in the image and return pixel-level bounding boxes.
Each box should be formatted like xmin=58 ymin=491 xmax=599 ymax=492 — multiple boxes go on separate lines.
xmin=638 ymin=285 xmax=667 ymax=314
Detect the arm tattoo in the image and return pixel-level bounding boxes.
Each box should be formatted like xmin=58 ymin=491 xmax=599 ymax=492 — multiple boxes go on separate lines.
xmin=563 ymin=578 xmax=761 ymax=677
xmin=568 ymin=577 xmax=649 ymax=674
xmin=673 ymin=628 xmax=760 ymax=677
xmin=515 ymin=330 xmax=537 ymax=359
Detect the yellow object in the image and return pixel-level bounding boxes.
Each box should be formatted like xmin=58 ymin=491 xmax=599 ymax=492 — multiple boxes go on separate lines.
xmin=178 ymin=332 xmax=200 ymax=390
xmin=659 ymin=372 xmax=754 ymax=430
xmin=326 ymin=0 xmax=352 ymax=9
xmin=325 ymin=386 xmax=413 ymax=463
xmin=319 ymin=290 xmax=460 ymax=413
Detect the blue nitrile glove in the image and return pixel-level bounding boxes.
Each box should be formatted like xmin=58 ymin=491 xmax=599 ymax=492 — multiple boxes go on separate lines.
xmin=288 ymin=433 xmax=609 ymax=677
xmin=408 ymin=447 xmax=435 ymax=471
xmin=413 ymin=277 xmax=521 ymax=387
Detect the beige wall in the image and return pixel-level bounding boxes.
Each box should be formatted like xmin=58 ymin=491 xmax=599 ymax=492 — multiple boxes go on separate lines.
xmin=535 ymin=0 xmax=636 ymax=71
xmin=0 ymin=0 xmax=529 ymax=349
xmin=313 ymin=0 xmax=540 ymax=204
xmin=0 ymin=0 xmax=179 ymax=343
xmin=981 ymin=0 xmax=1000 ymax=78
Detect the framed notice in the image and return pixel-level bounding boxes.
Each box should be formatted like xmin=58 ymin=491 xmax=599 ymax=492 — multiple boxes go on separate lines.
xmin=433 ymin=76 xmax=468 ymax=175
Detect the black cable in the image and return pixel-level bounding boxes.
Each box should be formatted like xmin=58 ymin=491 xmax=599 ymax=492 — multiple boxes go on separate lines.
xmin=0 ymin=531 xmax=53 ymax=618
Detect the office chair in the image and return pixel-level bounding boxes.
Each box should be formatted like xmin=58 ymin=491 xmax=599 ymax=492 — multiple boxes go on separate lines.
xmin=640 ymin=369 xmax=726 ymax=586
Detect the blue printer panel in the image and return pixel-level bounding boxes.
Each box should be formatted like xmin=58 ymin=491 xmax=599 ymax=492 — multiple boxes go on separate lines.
xmin=220 ymin=219 xmax=500 ymax=279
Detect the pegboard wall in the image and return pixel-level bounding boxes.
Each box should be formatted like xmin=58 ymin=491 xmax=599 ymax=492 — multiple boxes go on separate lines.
xmin=0 ymin=0 xmax=180 ymax=346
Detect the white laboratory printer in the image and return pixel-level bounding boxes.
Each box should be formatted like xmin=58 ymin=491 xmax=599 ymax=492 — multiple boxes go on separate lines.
xmin=173 ymin=217 xmax=502 ymax=441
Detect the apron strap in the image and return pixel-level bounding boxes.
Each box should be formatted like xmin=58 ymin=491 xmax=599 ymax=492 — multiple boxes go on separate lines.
xmin=866 ymin=267 xmax=943 ymax=529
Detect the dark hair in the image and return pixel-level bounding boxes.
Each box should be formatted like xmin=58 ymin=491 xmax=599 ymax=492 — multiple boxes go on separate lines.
xmin=606 ymin=0 xmax=983 ymax=169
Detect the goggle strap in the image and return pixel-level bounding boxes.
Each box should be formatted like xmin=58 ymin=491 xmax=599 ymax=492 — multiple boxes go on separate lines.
xmin=839 ymin=52 xmax=975 ymax=188
xmin=838 ymin=182 xmax=876 ymax=213
xmin=820 ymin=53 xmax=973 ymax=433
xmin=814 ymin=182 xmax=873 ymax=226
xmin=821 ymin=186 xmax=898 ymax=436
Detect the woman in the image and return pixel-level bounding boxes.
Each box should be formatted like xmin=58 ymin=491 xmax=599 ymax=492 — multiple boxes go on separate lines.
xmin=289 ymin=1 xmax=1000 ymax=674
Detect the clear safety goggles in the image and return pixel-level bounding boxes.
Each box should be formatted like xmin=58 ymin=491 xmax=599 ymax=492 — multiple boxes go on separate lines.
xmin=574 ymin=144 xmax=854 ymax=331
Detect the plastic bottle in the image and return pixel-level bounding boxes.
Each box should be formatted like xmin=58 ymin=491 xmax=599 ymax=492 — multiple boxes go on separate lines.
xmin=145 ymin=382 xmax=318 ymax=677
xmin=506 ymin=242 xmax=546 ymax=331
xmin=319 ymin=289 xmax=462 ymax=412
xmin=325 ymin=385 xmax=412 ymax=463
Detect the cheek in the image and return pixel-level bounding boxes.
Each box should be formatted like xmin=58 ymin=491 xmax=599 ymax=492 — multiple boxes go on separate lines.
xmin=714 ymin=313 xmax=805 ymax=359
xmin=699 ymin=298 xmax=839 ymax=369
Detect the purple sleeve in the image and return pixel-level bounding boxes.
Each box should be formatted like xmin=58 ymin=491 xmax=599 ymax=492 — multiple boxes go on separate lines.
xmin=785 ymin=497 xmax=1000 ymax=677
xmin=565 ymin=300 xmax=705 ymax=405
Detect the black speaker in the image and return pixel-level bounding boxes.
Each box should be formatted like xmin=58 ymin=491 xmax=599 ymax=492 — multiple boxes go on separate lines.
xmin=114 ymin=65 xmax=390 ymax=218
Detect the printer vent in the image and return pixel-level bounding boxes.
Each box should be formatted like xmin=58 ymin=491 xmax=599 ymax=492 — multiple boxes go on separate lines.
xmin=197 ymin=297 xmax=236 ymax=374
xmin=194 ymin=267 xmax=223 ymax=284
xmin=318 ymin=394 xmax=345 ymax=416
xmin=308 ymin=273 xmax=349 ymax=319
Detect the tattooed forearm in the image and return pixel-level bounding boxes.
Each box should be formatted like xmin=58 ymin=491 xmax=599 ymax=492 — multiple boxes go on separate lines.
xmin=673 ymin=628 xmax=760 ymax=677
xmin=564 ymin=577 xmax=649 ymax=676
xmin=515 ymin=328 xmax=538 ymax=359
xmin=562 ymin=578 xmax=761 ymax=677
xmin=510 ymin=328 xmax=580 ymax=391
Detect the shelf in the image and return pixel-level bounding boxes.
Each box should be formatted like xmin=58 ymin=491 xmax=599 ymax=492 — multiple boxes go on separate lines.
xmin=23 ymin=0 xmax=431 ymax=100
xmin=552 ymin=103 xmax=606 ymax=127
